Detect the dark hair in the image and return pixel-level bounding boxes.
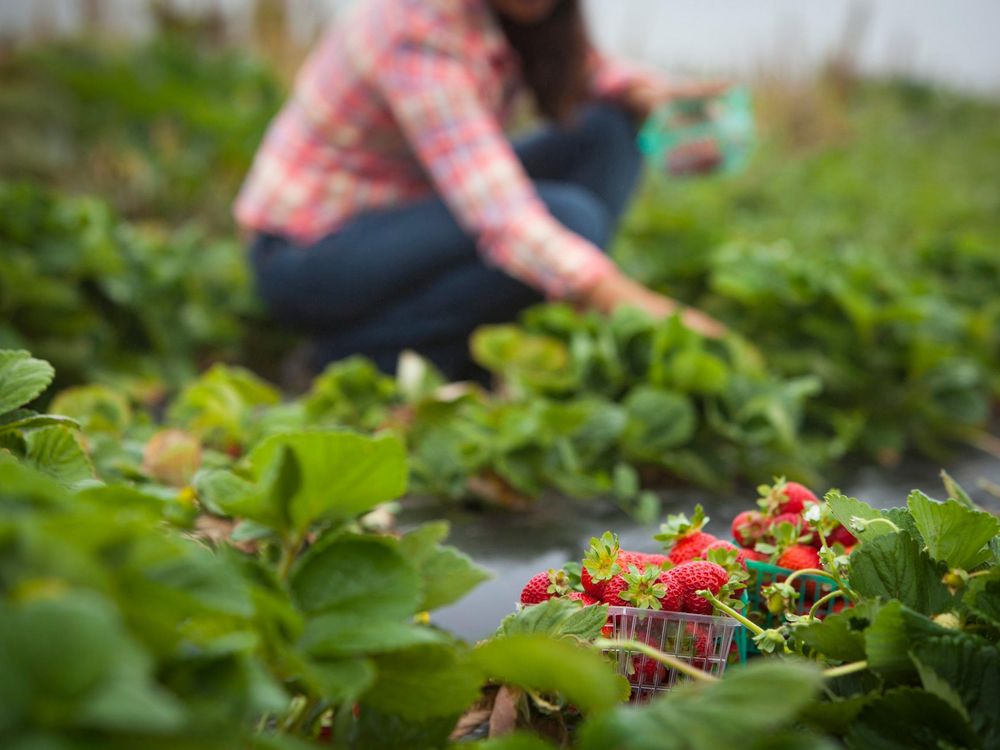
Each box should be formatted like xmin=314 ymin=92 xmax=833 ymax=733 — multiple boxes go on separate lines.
xmin=495 ymin=0 xmax=591 ymax=124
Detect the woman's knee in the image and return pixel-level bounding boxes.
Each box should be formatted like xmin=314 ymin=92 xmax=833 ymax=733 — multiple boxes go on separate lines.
xmin=537 ymin=183 xmax=612 ymax=249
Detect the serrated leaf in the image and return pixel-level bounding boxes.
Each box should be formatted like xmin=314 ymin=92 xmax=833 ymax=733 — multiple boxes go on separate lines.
xmin=577 ymin=659 xmax=825 ymax=750
xmin=249 ymin=431 xmax=407 ymax=532
xmin=398 ymin=523 xmax=492 ymax=612
xmin=825 ymin=490 xmax=903 ymax=543
xmin=291 ymin=535 xmax=420 ymax=618
xmin=0 ymin=350 xmax=55 ymax=414
xmin=911 ymin=634 xmax=1000 ymax=747
xmin=496 ymin=599 xmax=610 ymax=640
xmin=364 ymin=643 xmax=483 ymax=720
xmin=844 ymin=687 xmax=978 ymax=750
xmin=793 ymin=608 xmax=867 ymax=662
xmin=21 ymin=426 xmax=94 ymax=486
xmin=473 ymin=634 xmax=627 ymax=713
xmin=963 ymin=567 xmax=1000 ymax=628
xmin=307 ymin=657 xmax=376 ymax=703
xmin=848 ymin=532 xmax=952 ymax=615
xmin=301 ymin=615 xmax=447 ymax=657
xmin=907 ymin=490 xmax=1000 ymax=570
xmin=864 ymin=601 xmax=953 ymax=682
xmin=0 ymin=410 xmax=79 ymax=435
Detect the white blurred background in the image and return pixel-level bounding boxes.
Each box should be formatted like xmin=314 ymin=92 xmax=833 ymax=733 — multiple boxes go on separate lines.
xmin=1 ymin=0 xmax=998 ymax=96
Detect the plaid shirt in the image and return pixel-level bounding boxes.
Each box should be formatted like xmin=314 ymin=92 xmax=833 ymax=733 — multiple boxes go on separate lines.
xmin=235 ymin=0 xmax=643 ymax=297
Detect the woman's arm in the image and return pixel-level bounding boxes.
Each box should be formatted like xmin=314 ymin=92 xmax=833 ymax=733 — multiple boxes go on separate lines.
xmin=375 ymin=35 xmax=726 ymax=336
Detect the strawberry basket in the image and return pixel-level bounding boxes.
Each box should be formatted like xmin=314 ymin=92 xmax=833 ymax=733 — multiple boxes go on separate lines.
xmin=741 ymin=558 xmax=841 ymax=655
xmin=604 ymin=606 xmax=741 ymax=703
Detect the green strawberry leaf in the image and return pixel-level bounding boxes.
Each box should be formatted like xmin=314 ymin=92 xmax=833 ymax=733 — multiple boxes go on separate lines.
xmin=364 ymin=643 xmax=483 ymax=720
xmin=473 ymin=633 xmax=627 ymax=713
xmin=793 ymin=608 xmax=867 ymax=662
xmin=848 ymin=532 xmax=952 ymax=615
xmin=620 ymin=386 xmax=697 ymax=460
xmin=291 ymin=535 xmax=420 ymax=618
xmin=496 ymin=598 xmax=609 ymax=640
xmin=907 ymin=490 xmax=1000 ymax=571
xmin=0 ymin=350 xmax=55 ymax=415
xmin=963 ymin=567 xmax=1000 ymax=628
xmin=577 ymin=659 xmax=825 ymax=750
xmin=844 ymin=687 xmax=979 ymax=750
xmin=0 ymin=409 xmax=79 ymax=435
xmin=398 ymin=523 xmax=491 ymax=612
xmin=249 ymin=431 xmax=407 ymax=533
xmin=864 ymin=601 xmax=954 ymax=682
xmin=825 ymin=490 xmax=912 ymax=544
xmin=20 ymin=425 xmax=94 ymax=487
xmin=911 ymin=634 xmax=1000 ymax=747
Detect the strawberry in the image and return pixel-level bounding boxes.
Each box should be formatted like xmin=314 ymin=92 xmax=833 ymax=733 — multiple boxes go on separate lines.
xmin=629 ymin=652 xmax=666 ymax=687
xmin=758 ymin=477 xmax=818 ymax=516
xmin=662 ymin=561 xmax=729 ymax=615
xmin=601 ymin=575 xmax=630 ymax=606
xmin=655 ymin=505 xmax=718 ymax=564
xmin=776 ymin=544 xmax=820 ymax=571
xmin=702 ymin=540 xmax=749 ymax=571
xmin=769 ymin=512 xmax=806 ymax=534
xmin=618 ymin=551 xmax=647 ymax=571
xmin=828 ymin=524 xmax=857 ymax=547
xmin=731 ymin=509 xmax=768 ymax=548
xmin=637 ymin=552 xmax=670 ymax=568
xmin=743 ymin=547 xmax=770 ymax=562
xmin=655 ymin=570 xmax=684 ymax=612
xmin=519 ymin=569 xmax=571 ymax=605
xmin=582 ymin=531 xmax=623 ymax=599
xmin=566 ymin=591 xmax=599 ymax=606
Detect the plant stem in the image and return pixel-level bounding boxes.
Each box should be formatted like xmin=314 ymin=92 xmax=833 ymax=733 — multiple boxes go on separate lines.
xmin=277 ymin=534 xmax=302 ymax=582
xmin=698 ymin=590 xmax=764 ymax=635
xmin=807 ymin=589 xmax=847 ymax=619
xmin=593 ymin=638 xmax=718 ymax=683
xmin=823 ymin=660 xmax=868 ymax=679
xmin=783 ymin=568 xmax=839 ymax=587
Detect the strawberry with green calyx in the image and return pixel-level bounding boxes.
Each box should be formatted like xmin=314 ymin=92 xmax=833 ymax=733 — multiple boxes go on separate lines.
xmin=565 ymin=591 xmax=600 ymax=606
xmin=802 ymin=501 xmax=855 ymax=549
xmin=663 ymin=560 xmax=732 ymax=615
xmin=762 ymin=580 xmax=798 ymax=615
xmin=519 ymin=569 xmax=572 ymax=605
xmin=731 ymin=509 xmax=768 ymax=549
xmin=655 ymin=505 xmax=718 ymax=564
xmin=757 ymin=477 xmax=818 ymax=516
xmin=582 ymin=531 xmax=622 ymax=599
xmin=755 ymin=517 xmax=814 ymax=562
xmin=615 ymin=564 xmax=669 ymax=610
xmin=637 ymin=552 xmax=670 ymax=568
xmin=702 ymin=541 xmax=749 ymax=573
xmin=777 ymin=544 xmax=821 ymax=571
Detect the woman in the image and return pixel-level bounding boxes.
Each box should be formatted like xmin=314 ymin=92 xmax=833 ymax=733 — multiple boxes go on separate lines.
xmin=236 ymin=0 xmax=726 ymax=381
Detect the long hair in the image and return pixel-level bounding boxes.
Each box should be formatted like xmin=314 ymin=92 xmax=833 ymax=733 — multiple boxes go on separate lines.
xmin=495 ymin=0 xmax=591 ymax=124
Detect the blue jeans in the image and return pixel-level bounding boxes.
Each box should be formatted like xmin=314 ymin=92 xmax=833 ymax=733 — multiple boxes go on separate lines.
xmin=251 ymin=102 xmax=643 ymax=381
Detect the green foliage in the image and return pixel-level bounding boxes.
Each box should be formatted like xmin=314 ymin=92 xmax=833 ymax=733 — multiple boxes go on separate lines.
xmin=615 ymin=82 xmax=1000 ymax=465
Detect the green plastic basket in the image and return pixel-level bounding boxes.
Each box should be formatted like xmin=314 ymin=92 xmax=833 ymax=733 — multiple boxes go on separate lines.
xmin=637 ymin=86 xmax=755 ymax=177
xmin=739 ymin=558 xmax=841 ymax=656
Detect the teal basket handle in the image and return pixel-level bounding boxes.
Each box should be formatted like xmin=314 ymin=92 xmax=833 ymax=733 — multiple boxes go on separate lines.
xmin=637 ymin=85 xmax=756 ymax=177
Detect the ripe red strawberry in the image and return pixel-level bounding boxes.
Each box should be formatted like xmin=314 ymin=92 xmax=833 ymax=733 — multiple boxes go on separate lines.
xmin=582 ymin=531 xmax=623 ymax=599
xmin=731 ymin=510 xmax=768 ymax=548
xmin=662 ymin=561 xmax=729 ymax=615
xmin=702 ymin=540 xmax=749 ymax=571
xmin=637 ymin=552 xmax=670 ymax=568
xmin=758 ymin=477 xmax=818 ymax=515
xmin=618 ymin=551 xmax=647 ymax=571
xmin=769 ymin=512 xmax=805 ymax=533
xmin=519 ymin=569 xmax=570 ymax=605
xmin=776 ymin=545 xmax=821 ymax=571
xmin=629 ymin=652 xmax=666 ymax=686
xmin=656 ymin=505 xmax=718 ymax=564
xmin=655 ymin=570 xmax=684 ymax=612
xmin=566 ymin=591 xmax=599 ymax=606
xmin=829 ymin=524 xmax=857 ymax=547
xmin=743 ymin=548 xmax=769 ymax=562
xmin=601 ymin=575 xmax=630 ymax=606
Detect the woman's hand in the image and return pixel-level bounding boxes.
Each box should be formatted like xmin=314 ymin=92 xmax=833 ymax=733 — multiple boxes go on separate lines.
xmin=622 ymin=76 xmax=730 ymax=121
xmin=584 ymin=268 xmax=728 ymax=339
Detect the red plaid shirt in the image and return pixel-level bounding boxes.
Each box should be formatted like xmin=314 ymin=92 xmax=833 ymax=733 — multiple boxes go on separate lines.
xmin=235 ymin=0 xmax=644 ymax=297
